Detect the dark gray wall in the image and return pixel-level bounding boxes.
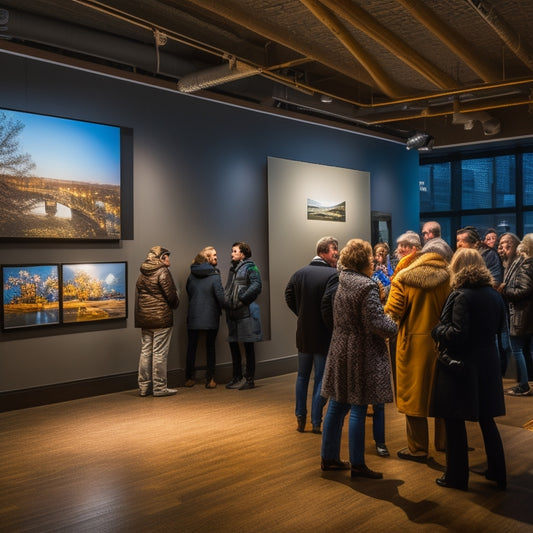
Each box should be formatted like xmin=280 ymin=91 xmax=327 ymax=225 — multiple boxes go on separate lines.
xmin=0 ymin=52 xmax=420 ymax=392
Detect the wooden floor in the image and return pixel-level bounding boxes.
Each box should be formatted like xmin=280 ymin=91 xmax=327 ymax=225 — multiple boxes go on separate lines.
xmin=1 ymin=373 xmax=532 ymax=533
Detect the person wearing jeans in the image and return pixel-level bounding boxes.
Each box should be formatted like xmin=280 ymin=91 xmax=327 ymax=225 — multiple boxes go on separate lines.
xmin=285 ymin=236 xmax=339 ymax=434
xmin=320 ymin=239 xmax=397 ymax=479
xmin=295 ymin=352 xmax=327 ymax=433
xmin=508 ymin=335 xmax=532 ymax=394
xmin=501 ymin=233 xmax=533 ymax=396
xmin=321 ymin=401 xmax=369 ymax=467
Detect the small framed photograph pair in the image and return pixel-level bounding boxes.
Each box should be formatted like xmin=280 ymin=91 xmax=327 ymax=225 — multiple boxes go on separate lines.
xmin=1 ymin=262 xmax=127 ymax=330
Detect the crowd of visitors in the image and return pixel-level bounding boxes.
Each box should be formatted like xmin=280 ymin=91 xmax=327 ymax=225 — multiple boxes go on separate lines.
xmin=134 ymin=222 xmax=533 ymax=492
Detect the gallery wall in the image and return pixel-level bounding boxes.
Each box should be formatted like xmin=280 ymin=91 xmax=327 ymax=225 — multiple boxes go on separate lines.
xmin=0 ymin=51 xmax=420 ymax=399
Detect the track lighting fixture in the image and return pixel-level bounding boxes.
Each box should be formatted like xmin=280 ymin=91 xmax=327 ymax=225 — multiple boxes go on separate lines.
xmin=406 ymin=132 xmax=434 ymax=151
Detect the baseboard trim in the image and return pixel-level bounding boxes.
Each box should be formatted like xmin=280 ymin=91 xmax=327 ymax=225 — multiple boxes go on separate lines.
xmin=0 ymin=355 xmax=297 ymax=412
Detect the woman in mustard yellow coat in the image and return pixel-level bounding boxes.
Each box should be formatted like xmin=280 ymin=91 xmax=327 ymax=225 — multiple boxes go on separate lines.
xmin=384 ymin=247 xmax=450 ymax=462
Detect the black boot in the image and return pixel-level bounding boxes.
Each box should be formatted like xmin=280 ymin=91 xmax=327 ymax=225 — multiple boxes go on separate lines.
xmin=296 ymin=415 xmax=306 ymax=433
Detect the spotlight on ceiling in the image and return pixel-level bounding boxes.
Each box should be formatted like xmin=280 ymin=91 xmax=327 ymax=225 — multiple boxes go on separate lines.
xmin=406 ymin=132 xmax=434 ymax=151
xmin=320 ymin=94 xmax=333 ymax=103
xmin=177 ymin=57 xmax=259 ymax=93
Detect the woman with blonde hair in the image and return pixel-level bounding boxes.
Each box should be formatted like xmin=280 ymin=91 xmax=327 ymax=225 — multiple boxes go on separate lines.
xmin=431 ymin=247 xmax=507 ymax=490
xmin=320 ymin=239 xmax=397 ymax=479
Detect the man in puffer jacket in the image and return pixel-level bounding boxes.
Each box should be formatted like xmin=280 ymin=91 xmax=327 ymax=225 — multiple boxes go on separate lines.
xmin=135 ymin=245 xmax=179 ymax=397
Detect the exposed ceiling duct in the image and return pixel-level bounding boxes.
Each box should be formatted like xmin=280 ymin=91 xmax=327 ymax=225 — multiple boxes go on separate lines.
xmin=452 ymin=111 xmax=501 ymax=136
xmin=465 ymin=0 xmax=533 ymax=72
xmin=1 ymin=0 xmax=532 ymax=147
xmin=1 ymin=7 xmax=196 ymax=80
xmin=177 ymin=57 xmax=261 ymax=93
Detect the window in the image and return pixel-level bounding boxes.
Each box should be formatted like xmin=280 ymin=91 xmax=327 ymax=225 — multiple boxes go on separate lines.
xmin=461 ymin=156 xmax=515 ymax=210
xmin=523 ymin=153 xmax=533 ymax=206
xmin=420 ymin=146 xmax=533 ymax=241
xmin=524 ymin=212 xmax=533 ymax=235
xmin=461 ymin=214 xmax=516 ymax=238
xmin=419 ymin=162 xmax=451 ymax=211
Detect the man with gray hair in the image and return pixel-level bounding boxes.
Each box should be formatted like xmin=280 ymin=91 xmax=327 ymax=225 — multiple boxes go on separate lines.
xmin=421 ymin=221 xmax=453 ymax=262
xmin=285 ymin=236 xmax=339 ymax=434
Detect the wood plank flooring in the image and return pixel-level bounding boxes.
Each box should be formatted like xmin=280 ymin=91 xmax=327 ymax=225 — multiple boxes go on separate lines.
xmin=1 ymin=374 xmax=532 ymax=532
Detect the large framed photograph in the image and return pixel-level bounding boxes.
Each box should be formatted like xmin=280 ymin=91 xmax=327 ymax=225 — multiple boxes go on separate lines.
xmin=2 ymin=264 xmax=60 ymax=330
xmin=0 ymin=107 xmax=123 ymax=240
xmin=61 ymin=262 xmax=127 ymax=324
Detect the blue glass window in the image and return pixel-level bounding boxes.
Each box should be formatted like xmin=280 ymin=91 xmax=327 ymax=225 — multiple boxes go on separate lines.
xmin=461 ymin=156 xmax=515 ymax=209
xmin=523 ymin=153 xmax=533 ymax=206
xmin=419 ymin=162 xmax=451 ymax=211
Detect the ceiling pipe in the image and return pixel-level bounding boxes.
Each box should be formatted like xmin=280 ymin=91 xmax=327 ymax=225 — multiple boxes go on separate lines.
xmin=2 ymin=8 xmax=196 ymax=80
xmin=395 ymin=0 xmax=500 ymax=82
xmin=3 ymin=2 xmax=532 ymax=131
xmin=465 ymin=0 xmax=533 ymax=72
xmin=299 ymin=0 xmax=408 ymax=98
xmin=319 ymin=0 xmax=459 ymax=89
xmin=53 ymin=0 xmax=533 ymax=114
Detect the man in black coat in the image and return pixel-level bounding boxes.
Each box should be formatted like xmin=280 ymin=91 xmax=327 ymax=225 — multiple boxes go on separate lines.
xmin=456 ymin=226 xmax=503 ymax=287
xmin=285 ymin=236 xmax=339 ymax=434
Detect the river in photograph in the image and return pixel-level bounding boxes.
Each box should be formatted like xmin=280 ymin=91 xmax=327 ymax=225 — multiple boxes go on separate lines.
xmin=4 ymin=309 xmax=60 ymax=329
xmin=28 ymin=201 xmax=72 ymax=219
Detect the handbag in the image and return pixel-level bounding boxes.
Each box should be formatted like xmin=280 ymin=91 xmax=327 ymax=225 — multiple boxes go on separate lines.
xmin=436 ymin=343 xmax=464 ymax=372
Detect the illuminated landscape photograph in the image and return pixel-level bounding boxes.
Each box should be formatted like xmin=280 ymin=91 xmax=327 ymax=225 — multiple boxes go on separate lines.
xmin=0 ymin=108 xmax=121 ymax=240
xmin=61 ymin=262 xmax=127 ymax=323
xmin=307 ymin=198 xmax=346 ymax=222
xmin=2 ymin=264 xmax=60 ymax=329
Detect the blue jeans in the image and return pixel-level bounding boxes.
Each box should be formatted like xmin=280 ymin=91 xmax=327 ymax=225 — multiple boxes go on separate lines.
xmin=321 ymin=399 xmax=368 ymax=465
xmin=510 ymin=335 xmax=532 ymax=387
xmin=295 ymin=352 xmax=327 ymax=427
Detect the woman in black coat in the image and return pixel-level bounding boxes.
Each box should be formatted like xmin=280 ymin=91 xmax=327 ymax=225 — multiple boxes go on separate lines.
xmin=431 ymin=248 xmax=507 ymax=491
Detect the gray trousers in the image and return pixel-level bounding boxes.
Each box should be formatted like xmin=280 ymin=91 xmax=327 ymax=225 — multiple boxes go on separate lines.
xmin=138 ymin=327 xmax=173 ymax=393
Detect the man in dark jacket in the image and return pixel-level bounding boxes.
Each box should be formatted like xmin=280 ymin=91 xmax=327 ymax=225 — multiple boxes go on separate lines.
xmin=285 ymin=236 xmax=339 ymax=434
xmin=456 ymin=226 xmax=503 ymax=287
xmin=135 ymin=246 xmax=179 ymax=397
xmin=185 ymin=247 xmax=225 ymax=389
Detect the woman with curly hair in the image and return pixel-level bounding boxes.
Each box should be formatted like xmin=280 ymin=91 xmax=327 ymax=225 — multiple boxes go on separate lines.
xmin=320 ymin=239 xmax=397 ymax=479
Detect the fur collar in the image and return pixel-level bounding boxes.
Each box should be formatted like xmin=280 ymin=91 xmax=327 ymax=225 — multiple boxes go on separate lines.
xmin=394 ymin=252 xmax=449 ymax=290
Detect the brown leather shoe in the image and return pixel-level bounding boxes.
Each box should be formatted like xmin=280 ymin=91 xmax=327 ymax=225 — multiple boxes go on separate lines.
xmin=296 ymin=415 xmax=306 ymax=433
xmin=321 ymin=458 xmax=350 ymax=471
xmin=205 ymin=379 xmax=217 ymax=389
xmin=397 ymin=448 xmax=427 ymax=463
xmin=351 ymin=464 xmax=383 ymax=479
